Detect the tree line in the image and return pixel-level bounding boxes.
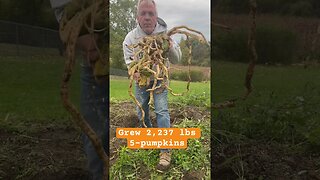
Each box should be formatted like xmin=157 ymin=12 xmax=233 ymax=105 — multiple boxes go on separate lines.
xmin=0 ymin=0 xmax=59 ymax=29
xmin=0 ymin=0 xmax=210 ymax=68
xmin=213 ymin=0 xmax=320 ymax=17
xmin=110 ymin=0 xmax=210 ymax=69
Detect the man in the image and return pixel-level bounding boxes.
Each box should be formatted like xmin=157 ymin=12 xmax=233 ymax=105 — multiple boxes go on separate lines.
xmin=123 ymin=0 xmax=181 ymax=171
xmin=50 ymin=0 xmax=108 ymax=179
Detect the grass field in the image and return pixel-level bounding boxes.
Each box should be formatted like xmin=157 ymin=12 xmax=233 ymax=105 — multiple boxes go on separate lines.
xmin=0 ymin=55 xmax=81 ymax=125
xmin=212 ymin=61 xmax=320 ymax=178
xmin=213 ymin=60 xmax=320 ymax=148
xmin=110 ymin=76 xmax=210 ymax=106
xmin=213 ymin=61 xmax=320 ymax=102
xmin=1 ymin=56 xmax=320 ymax=178
xmin=1 ymin=56 xmax=319 ymax=130
xmin=0 ymin=43 xmax=61 ymax=56
xmin=0 ymin=55 xmax=210 ymax=125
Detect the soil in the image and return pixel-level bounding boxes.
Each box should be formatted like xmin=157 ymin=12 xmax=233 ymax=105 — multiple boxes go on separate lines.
xmin=1 ymin=102 xmax=319 ymax=179
xmin=109 ymin=101 xmax=210 ymax=167
xmin=0 ymin=124 xmax=90 ymax=180
xmin=213 ymin=141 xmax=320 ymax=180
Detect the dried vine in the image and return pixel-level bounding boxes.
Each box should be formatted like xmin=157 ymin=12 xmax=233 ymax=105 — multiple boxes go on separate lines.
xmin=127 ymin=26 xmax=208 ymax=127
xmin=244 ymin=0 xmax=257 ymax=99
xmin=212 ymin=0 xmax=257 ymax=109
xmin=59 ymin=0 xmax=108 ymax=178
xmin=212 ymin=22 xmax=232 ymax=31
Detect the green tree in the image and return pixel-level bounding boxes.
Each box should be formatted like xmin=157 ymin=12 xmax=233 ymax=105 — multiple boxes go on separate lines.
xmin=110 ymin=32 xmax=126 ymax=69
xmin=110 ymin=0 xmax=138 ymax=69
xmin=0 ymin=0 xmax=58 ymax=29
xmin=110 ymin=0 xmax=137 ymax=36
xmin=179 ymin=37 xmax=210 ymax=66
xmin=192 ymin=39 xmax=210 ymax=66
xmin=214 ymin=0 xmax=320 ymax=17
xmin=179 ymin=38 xmax=190 ymax=65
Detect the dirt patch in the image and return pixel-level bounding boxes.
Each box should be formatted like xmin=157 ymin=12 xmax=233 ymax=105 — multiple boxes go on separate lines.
xmin=0 ymin=102 xmax=210 ymax=179
xmin=213 ymin=141 xmax=320 ymax=179
xmin=0 ymin=124 xmax=89 ymax=180
xmin=183 ymin=170 xmax=206 ymax=180
xmin=109 ymin=101 xmax=210 ymax=177
xmin=109 ymin=102 xmax=210 ymax=158
xmin=2 ymin=102 xmax=318 ymax=179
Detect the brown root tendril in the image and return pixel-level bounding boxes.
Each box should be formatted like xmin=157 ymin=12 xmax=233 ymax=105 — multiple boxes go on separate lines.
xmin=59 ymin=0 xmax=109 ymax=178
xmin=127 ymin=26 xmax=208 ymax=127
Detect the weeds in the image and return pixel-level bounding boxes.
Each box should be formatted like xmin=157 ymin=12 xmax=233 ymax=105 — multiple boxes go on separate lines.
xmin=216 ymin=82 xmax=320 ymax=148
xmin=174 ymin=92 xmax=210 ymax=108
xmin=110 ymin=119 xmax=210 ymax=179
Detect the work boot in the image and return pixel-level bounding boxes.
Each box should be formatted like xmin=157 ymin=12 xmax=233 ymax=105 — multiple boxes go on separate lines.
xmin=156 ymin=152 xmax=171 ymax=171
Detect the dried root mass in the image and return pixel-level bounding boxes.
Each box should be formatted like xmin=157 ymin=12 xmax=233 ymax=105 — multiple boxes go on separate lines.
xmin=127 ymin=26 xmax=208 ymax=127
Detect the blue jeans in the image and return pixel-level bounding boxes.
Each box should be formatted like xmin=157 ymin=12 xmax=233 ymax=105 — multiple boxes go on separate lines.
xmin=80 ymin=65 xmax=108 ymax=180
xmin=135 ymin=81 xmax=170 ymax=152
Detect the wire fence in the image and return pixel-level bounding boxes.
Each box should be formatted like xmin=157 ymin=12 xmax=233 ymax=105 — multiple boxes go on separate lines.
xmin=0 ymin=20 xmax=63 ymax=56
xmin=110 ymin=68 xmax=128 ymax=77
xmin=0 ymin=20 xmax=129 ymax=77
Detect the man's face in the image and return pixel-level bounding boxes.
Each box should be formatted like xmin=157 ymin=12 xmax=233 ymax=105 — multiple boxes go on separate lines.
xmin=137 ymin=1 xmax=157 ymax=35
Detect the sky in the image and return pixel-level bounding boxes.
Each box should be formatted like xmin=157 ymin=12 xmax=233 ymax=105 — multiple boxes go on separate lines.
xmin=156 ymin=0 xmax=211 ymax=42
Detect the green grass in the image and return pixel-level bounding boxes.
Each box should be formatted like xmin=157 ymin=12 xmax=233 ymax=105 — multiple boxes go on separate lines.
xmin=213 ymin=61 xmax=320 ymax=103
xmin=111 ymin=119 xmax=211 ymax=179
xmin=213 ymin=61 xmax=320 ymax=148
xmin=1 ymin=56 xmax=319 ymax=147
xmin=0 ymin=55 xmax=210 ymax=124
xmin=110 ymin=77 xmax=210 ymax=107
xmin=0 ymin=43 xmax=60 ymax=56
xmin=0 ymin=55 xmax=81 ymax=125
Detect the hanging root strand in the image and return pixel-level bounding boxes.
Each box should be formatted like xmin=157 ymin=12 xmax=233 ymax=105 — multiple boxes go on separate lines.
xmin=127 ymin=26 xmax=208 ymax=126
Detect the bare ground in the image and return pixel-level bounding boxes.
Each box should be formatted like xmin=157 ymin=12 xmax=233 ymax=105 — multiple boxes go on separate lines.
xmin=1 ymin=102 xmax=319 ymax=179
xmin=213 ymin=141 xmax=320 ymax=179
xmin=109 ymin=101 xmax=210 ymax=166
xmin=0 ymin=124 xmax=90 ymax=180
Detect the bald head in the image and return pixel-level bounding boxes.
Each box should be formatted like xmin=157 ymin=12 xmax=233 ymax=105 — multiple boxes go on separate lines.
xmin=137 ymin=0 xmax=157 ymax=15
xmin=137 ymin=0 xmax=158 ymax=34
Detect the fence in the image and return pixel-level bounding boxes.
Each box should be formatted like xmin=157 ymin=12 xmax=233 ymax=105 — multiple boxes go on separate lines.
xmin=0 ymin=20 xmax=63 ymax=56
xmin=110 ymin=68 xmax=128 ymax=77
xmin=0 ymin=20 xmax=130 ymax=77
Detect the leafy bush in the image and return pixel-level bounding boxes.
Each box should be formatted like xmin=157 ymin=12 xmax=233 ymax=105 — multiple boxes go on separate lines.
xmin=170 ymin=70 xmax=207 ymax=82
xmin=214 ymin=25 xmax=298 ymax=64
xmin=190 ymin=71 xmax=207 ymax=82
xmin=214 ymin=28 xmax=248 ymax=63
xmin=214 ymin=0 xmax=320 ymax=17
xmin=256 ymin=25 xmax=298 ymax=64
xmin=170 ymin=71 xmax=186 ymax=81
xmin=282 ymin=1 xmax=313 ymax=17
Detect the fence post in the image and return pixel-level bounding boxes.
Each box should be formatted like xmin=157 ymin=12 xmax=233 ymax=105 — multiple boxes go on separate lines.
xmin=15 ymin=24 xmax=20 ymax=56
xmin=43 ymin=29 xmax=46 ymax=54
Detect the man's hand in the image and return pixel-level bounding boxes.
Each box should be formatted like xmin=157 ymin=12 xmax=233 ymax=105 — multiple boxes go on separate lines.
xmin=76 ymin=34 xmax=100 ymax=66
xmin=133 ymin=72 xmax=140 ymax=82
xmin=168 ymin=37 xmax=173 ymax=48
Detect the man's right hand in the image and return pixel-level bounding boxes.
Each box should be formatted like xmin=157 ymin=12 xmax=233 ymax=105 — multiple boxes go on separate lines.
xmin=133 ymin=72 xmax=140 ymax=82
